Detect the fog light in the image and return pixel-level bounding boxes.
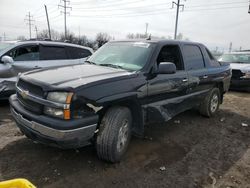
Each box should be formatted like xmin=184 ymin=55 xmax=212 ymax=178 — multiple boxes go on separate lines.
xmin=44 ymin=107 xmax=64 ymax=119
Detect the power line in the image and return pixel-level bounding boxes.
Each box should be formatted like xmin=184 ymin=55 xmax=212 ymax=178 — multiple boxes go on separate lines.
xmin=72 ymin=0 xmax=146 ymax=9
xmin=70 ymin=5 xmax=247 ymax=19
xmin=24 ymin=12 xmax=35 ymax=39
xmin=58 ymin=0 xmax=72 ymax=39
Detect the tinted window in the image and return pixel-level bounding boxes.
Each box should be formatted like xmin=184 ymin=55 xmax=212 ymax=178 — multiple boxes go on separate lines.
xmin=206 ymin=48 xmax=220 ymax=67
xmin=183 ymin=45 xmax=205 ymax=70
xmin=157 ymin=45 xmax=183 ymax=70
xmin=67 ymin=47 xmax=92 ymax=59
xmin=8 ymin=45 xmax=39 ymax=61
xmin=205 ymin=48 xmax=215 ymax=60
xmin=40 ymin=46 xmax=67 ymax=60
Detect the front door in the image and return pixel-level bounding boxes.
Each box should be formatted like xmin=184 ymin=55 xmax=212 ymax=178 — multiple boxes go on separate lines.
xmin=146 ymin=44 xmax=189 ymax=123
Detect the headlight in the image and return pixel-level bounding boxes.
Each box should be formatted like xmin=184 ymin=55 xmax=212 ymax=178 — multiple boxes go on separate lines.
xmin=47 ymin=92 xmax=71 ymax=103
xmin=44 ymin=92 xmax=73 ymax=120
xmin=241 ymin=72 xmax=250 ymax=79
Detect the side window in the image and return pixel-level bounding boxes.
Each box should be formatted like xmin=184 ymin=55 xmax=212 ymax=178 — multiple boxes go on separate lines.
xmin=157 ymin=45 xmax=183 ymax=70
xmin=7 ymin=45 xmax=39 ymax=61
xmin=67 ymin=47 xmax=92 ymax=59
xmin=183 ymin=45 xmax=205 ymax=70
xmin=40 ymin=46 xmax=67 ymax=60
xmin=205 ymin=48 xmax=220 ymax=67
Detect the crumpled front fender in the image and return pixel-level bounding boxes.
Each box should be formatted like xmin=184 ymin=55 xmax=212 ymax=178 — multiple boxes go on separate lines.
xmin=0 ymin=77 xmax=17 ymax=99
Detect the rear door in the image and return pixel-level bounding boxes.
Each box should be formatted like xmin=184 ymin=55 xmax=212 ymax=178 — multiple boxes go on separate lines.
xmin=181 ymin=44 xmax=211 ymax=104
xmin=146 ymin=44 xmax=189 ymax=123
xmin=66 ymin=46 xmax=92 ymax=59
xmin=39 ymin=45 xmax=82 ymax=67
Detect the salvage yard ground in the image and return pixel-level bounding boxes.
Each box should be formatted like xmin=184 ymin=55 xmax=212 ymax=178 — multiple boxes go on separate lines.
xmin=0 ymin=91 xmax=250 ymax=188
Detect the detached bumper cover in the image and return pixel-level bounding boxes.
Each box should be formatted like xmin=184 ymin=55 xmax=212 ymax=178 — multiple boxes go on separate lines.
xmin=0 ymin=79 xmax=16 ymax=99
xmin=9 ymin=94 xmax=98 ymax=148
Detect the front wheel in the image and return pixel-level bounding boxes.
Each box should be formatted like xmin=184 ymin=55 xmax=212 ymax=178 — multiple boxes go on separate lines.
xmin=96 ymin=106 xmax=132 ymax=163
xmin=199 ymin=88 xmax=220 ymax=117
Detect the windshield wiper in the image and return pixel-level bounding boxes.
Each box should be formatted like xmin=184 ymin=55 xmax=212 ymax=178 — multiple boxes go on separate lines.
xmin=99 ymin=63 xmax=124 ymax=70
xmin=85 ymin=60 xmax=97 ymax=65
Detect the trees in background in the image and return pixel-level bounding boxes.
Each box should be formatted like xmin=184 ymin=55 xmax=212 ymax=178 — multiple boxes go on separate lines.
xmin=95 ymin=32 xmax=112 ymax=48
xmin=16 ymin=30 xmax=190 ymax=50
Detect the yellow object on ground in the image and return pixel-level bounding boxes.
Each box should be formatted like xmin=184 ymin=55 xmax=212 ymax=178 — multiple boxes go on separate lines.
xmin=0 ymin=178 xmax=36 ymax=188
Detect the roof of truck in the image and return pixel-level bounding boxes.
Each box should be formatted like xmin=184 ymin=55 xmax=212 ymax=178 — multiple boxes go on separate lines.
xmin=110 ymin=39 xmax=203 ymax=46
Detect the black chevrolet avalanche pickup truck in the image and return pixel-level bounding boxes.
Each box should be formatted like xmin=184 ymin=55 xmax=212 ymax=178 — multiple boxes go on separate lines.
xmin=9 ymin=40 xmax=231 ymax=162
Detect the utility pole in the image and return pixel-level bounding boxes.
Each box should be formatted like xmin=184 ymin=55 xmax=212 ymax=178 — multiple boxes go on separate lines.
xmin=3 ymin=33 xmax=6 ymax=41
xmin=58 ymin=0 xmax=72 ymax=40
xmin=78 ymin=26 xmax=80 ymax=40
xmin=25 ymin=12 xmax=35 ymax=39
xmin=34 ymin=26 xmax=38 ymax=39
xmin=44 ymin=5 xmax=51 ymax=39
xmin=248 ymin=2 xmax=250 ymax=14
xmin=145 ymin=23 xmax=148 ymax=38
xmin=172 ymin=0 xmax=185 ymax=40
xmin=229 ymin=42 xmax=232 ymax=53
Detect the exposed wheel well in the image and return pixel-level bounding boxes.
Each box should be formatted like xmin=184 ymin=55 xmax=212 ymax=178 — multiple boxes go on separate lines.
xmin=97 ymin=100 xmax=144 ymax=137
xmin=216 ymin=82 xmax=224 ymax=104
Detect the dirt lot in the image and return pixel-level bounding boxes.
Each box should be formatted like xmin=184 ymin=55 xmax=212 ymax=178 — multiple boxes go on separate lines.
xmin=0 ymin=91 xmax=250 ymax=188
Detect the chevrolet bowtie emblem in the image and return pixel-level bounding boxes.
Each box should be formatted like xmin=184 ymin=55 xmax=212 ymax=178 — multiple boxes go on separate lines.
xmin=20 ymin=89 xmax=29 ymax=98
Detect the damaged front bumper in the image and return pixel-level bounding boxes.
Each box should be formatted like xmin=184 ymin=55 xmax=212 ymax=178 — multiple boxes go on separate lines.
xmin=9 ymin=94 xmax=99 ymax=148
xmin=0 ymin=77 xmax=16 ymax=100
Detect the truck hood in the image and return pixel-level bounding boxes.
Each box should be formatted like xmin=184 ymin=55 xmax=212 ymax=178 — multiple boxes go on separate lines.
xmin=23 ymin=64 xmax=134 ymax=88
xmin=230 ymin=63 xmax=250 ymax=73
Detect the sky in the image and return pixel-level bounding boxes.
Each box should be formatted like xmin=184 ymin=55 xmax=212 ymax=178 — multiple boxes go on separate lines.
xmin=0 ymin=0 xmax=250 ymax=51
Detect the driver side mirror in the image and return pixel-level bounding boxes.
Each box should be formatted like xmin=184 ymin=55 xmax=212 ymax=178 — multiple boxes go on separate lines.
xmin=1 ymin=55 xmax=14 ymax=64
xmin=157 ymin=62 xmax=176 ymax=74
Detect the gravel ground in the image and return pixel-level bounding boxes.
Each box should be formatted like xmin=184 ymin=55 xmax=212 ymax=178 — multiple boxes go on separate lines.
xmin=0 ymin=91 xmax=250 ymax=188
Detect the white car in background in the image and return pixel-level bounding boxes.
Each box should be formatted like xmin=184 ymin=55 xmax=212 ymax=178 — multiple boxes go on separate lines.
xmin=218 ymin=51 xmax=250 ymax=91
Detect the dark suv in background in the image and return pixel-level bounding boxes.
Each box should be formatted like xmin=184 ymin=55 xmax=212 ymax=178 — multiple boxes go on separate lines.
xmin=0 ymin=40 xmax=93 ymax=99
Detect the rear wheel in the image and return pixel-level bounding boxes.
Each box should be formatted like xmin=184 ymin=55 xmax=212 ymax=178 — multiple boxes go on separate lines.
xmin=199 ymin=88 xmax=220 ymax=117
xmin=96 ymin=106 xmax=132 ymax=163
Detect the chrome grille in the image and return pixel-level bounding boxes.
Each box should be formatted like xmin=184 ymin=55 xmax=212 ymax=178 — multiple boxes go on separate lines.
xmin=16 ymin=79 xmax=44 ymax=114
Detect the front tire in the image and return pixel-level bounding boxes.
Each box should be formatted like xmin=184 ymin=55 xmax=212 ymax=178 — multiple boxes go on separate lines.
xmin=199 ymin=88 xmax=220 ymax=117
xmin=96 ymin=106 xmax=132 ymax=163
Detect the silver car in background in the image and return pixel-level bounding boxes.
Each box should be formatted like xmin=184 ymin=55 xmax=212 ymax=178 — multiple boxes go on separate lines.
xmin=0 ymin=40 xmax=93 ymax=99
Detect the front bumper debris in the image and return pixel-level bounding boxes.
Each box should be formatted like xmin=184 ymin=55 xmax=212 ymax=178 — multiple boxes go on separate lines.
xmin=9 ymin=94 xmax=99 ymax=148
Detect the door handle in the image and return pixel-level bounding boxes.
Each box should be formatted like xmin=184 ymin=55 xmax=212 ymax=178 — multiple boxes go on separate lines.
xmin=182 ymin=78 xmax=188 ymax=82
xmin=203 ymin=75 xmax=208 ymax=79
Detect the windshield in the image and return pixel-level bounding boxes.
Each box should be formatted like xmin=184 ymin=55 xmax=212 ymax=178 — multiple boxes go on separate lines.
xmin=0 ymin=42 xmax=15 ymax=52
xmin=218 ymin=53 xmax=250 ymax=64
xmin=88 ymin=42 xmax=155 ymax=71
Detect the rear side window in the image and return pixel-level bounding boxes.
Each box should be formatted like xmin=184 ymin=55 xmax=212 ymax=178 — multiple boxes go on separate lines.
xmin=183 ymin=45 xmax=205 ymax=70
xmin=205 ymin=48 xmax=220 ymax=67
xmin=40 ymin=46 xmax=68 ymax=60
xmin=7 ymin=45 xmax=39 ymax=61
xmin=67 ymin=47 xmax=92 ymax=59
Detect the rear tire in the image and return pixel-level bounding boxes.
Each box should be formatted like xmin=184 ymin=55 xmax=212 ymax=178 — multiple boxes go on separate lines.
xmin=199 ymin=88 xmax=220 ymax=117
xmin=96 ymin=106 xmax=132 ymax=163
